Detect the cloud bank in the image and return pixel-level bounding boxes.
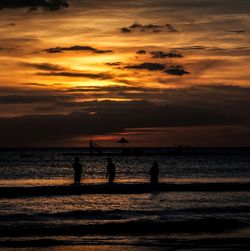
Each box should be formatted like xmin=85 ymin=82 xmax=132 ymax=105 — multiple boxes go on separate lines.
xmin=0 ymin=0 xmax=69 ymax=11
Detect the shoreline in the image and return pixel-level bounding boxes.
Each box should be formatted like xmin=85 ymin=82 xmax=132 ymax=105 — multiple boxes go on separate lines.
xmin=0 ymin=182 xmax=249 ymax=198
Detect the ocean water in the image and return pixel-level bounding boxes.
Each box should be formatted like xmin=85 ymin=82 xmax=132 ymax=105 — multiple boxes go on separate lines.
xmin=0 ymin=148 xmax=250 ymax=250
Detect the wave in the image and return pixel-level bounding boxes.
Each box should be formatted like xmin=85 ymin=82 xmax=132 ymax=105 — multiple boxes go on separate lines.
xmin=0 ymin=218 xmax=247 ymax=237
xmin=0 ymin=239 xmax=65 ymax=248
xmin=1 ymin=206 xmax=250 ymax=221
xmin=1 ymin=182 xmax=250 ymax=198
xmin=1 ymin=236 xmax=250 ymax=249
xmin=0 ymin=209 xmax=133 ymax=221
xmin=2 ymin=236 xmax=250 ymax=249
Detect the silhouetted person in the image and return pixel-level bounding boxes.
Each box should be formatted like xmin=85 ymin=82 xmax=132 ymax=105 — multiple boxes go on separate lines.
xmin=72 ymin=157 xmax=83 ymax=184
xmin=149 ymin=161 xmax=159 ymax=185
xmin=106 ymin=158 xmax=116 ymax=184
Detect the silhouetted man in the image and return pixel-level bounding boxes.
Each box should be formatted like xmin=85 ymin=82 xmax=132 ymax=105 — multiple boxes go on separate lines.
xmin=73 ymin=157 xmax=83 ymax=184
xmin=149 ymin=161 xmax=159 ymax=185
xmin=106 ymin=158 xmax=116 ymax=184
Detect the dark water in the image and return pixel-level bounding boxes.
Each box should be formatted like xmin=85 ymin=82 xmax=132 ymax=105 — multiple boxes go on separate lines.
xmin=0 ymin=148 xmax=250 ymax=181
xmin=0 ymin=148 xmax=250 ymax=250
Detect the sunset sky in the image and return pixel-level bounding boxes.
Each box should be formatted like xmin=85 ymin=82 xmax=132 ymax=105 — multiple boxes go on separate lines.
xmin=0 ymin=0 xmax=249 ymax=147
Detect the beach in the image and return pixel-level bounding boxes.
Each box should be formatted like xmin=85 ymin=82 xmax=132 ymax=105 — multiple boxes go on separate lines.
xmin=0 ymin=148 xmax=250 ymax=250
xmin=1 ymin=0 xmax=250 ymax=249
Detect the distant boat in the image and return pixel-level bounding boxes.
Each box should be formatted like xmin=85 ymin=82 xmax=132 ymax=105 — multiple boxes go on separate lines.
xmin=89 ymin=137 xmax=102 ymax=154
xmin=117 ymin=137 xmax=129 ymax=150
xmin=117 ymin=137 xmax=129 ymax=145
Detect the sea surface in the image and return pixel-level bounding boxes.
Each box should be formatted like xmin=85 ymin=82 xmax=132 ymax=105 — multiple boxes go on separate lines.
xmin=0 ymin=148 xmax=250 ymax=250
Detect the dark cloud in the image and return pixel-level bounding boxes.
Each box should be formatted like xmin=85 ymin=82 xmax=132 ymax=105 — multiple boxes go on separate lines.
xmin=44 ymin=47 xmax=63 ymax=53
xmin=135 ymin=50 xmax=183 ymax=58
xmin=80 ymin=99 xmax=153 ymax=110
xmin=44 ymin=45 xmax=112 ymax=54
xmin=67 ymin=84 xmax=250 ymax=105
xmin=0 ymin=85 xmax=249 ymax=146
xmin=227 ymin=30 xmax=246 ymax=34
xmin=22 ymin=61 xmax=114 ymax=80
xmin=23 ymin=62 xmax=66 ymax=71
xmin=136 ymin=50 xmax=147 ymax=55
xmin=0 ymin=0 xmax=69 ymax=11
xmin=150 ymin=51 xmax=183 ymax=58
xmin=65 ymin=86 xmax=166 ymax=101
xmin=0 ymin=94 xmax=73 ymax=104
xmin=22 ymin=62 xmax=113 ymax=80
xmin=7 ymin=22 xmax=16 ymax=26
xmin=125 ymin=62 xmax=166 ymax=71
xmin=166 ymin=24 xmax=178 ymax=32
xmin=0 ymin=85 xmax=69 ymax=98
xmin=106 ymin=62 xmax=122 ymax=66
xmin=0 ymin=93 xmax=248 ymax=146
xmin=174 ymin=46 xmax=223 ymax=51
xmin=172 ymin=46 xmax=250 ymax=57
xmin=38 ymin=71 xmax=112 ymax=80
xmin=131 ymin=0 xmax=250 ymax=15
xmin=65 ymin=85 xmax=172 ymax=101
xmin=30 ymin=0 xmax=250 ymax=16
xmin=25 ymin=83 xmax=50 ymax=87
xmin=124 ymin=62 xmax=190 ymax=76
xmin=121 ymin=27 xmax=132 ymax=33
xmin=120 ymin=22 xmax=178 ymax=34
xmin=164 ymin=65 xmax=190 ymax=76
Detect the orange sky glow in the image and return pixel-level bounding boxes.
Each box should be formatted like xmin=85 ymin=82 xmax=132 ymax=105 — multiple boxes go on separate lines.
xmin=0 ymin=0 xmax=249 ymax=147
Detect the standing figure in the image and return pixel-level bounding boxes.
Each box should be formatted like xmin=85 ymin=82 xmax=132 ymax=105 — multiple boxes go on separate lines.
xmin=72 ymin=157 xmax=83 ymax=184
xmin=149 ymin=161 xmax=159 ymax=185
xmin=106 ymin=158 xmax=116 ymax=184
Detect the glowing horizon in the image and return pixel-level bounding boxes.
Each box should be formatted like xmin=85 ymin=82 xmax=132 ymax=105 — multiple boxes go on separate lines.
xmin=0 ymin=0 xmax=249 ymax=147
